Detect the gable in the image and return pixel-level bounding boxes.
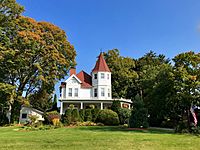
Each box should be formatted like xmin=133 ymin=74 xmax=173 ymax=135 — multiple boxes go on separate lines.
xmin=65 ymin=74 xmax=82 ymax=85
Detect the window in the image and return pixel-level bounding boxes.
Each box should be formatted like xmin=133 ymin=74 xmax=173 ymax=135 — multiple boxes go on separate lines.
xmin=94 ymin=74 xmax=97 ymax=79
xmin=108 ymin=89 xmax=110 ymax=97
xmin=101 ymin=73 xmax=105 ymax=79
xmin=94 ymin=88 xmax=97 ymax=97
xmin=74 ymin=88 xmax=78 ymax=97
xmin=68 ymin=88 xmax=72 ymax=97
xmin=107 ymin=74 xmax=109 ymax=79
xmin=22 ymin=113 xmax=27 ymax=119
xmin=63 ymin=88 xmax=66 ymax=98
xmin=101 ymin=88 xmax=105 ymax=97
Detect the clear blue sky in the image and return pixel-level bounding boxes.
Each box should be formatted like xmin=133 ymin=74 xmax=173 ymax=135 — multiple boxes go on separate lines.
xmin=16 ymin=0 xmax=200 ymax=98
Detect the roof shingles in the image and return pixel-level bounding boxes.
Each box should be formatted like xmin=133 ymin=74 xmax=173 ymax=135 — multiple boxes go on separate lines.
xmin=92 ymin=52 xmax=111 ymax=72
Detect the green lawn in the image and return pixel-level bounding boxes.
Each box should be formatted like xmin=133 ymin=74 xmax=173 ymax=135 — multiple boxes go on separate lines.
xmin=0 ymin=126 xmax=199 ymax=150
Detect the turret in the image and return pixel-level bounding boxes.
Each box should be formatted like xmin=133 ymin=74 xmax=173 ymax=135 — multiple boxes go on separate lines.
xmin=91 ymin=52 xmax=111 ymax=99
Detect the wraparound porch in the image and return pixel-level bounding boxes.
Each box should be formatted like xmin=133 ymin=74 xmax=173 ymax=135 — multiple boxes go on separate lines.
xmin=59 ymin=99 xmax=131 ymax=114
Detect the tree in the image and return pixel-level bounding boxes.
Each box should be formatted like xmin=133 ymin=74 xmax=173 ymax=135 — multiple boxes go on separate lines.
xmin=172 ymin=51 xmax=200 ymax=130
xmin=136 ymin=51 xmax=173 ymax=127
xmin=129 ymin=95 xmax=149 ymax=128
xmin=52 ymin=94 xmax=58 ymax=111
xmin=0 ymin=15 xmax=76 ymax=122
xmin=111 ymin=100 xmax=121 ymax=114
xmin=104 ymin=49 xmax=138 ymax=99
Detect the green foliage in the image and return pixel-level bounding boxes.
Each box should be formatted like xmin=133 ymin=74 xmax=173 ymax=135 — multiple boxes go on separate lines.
xmin=71 ymin=109 xmax=80 ymax=122
xmin=28 ymin=114 xmax=39 ymax=124
xmin=0 ymin=4 xmax=76 ymax=122
xmin=84 ymin=109 xmax=92 ymax=122
xmin=52 ymin=94 xmax=58 ymax=111
xmin=63 ymin=109 xmax=72 ymax=125
xmin=79 ymin=109 xmax=85 ymax=122
xmin=111 ymin=100 xmax=121 ymax=114
xmin=69 ymin=104 xmax=75 ymax=109
xmin=118 ymin=108 xmax=131 ymax=125
xmin=104 ymin=49 xmax=138 ymax=99
xmin=96 ymin=109 xmax=119 ymax=125
xmin=46 ymin=111 xmax=60 ymax=125
xmin=0 ymin=113 xmax=9 ymax=126
xmin=91 ymin=108 xmax=100 ymax=122
xmin=129 ymin=95 xmax=149 ymax=128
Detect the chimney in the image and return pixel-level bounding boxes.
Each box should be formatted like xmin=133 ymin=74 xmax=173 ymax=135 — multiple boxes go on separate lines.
xmin=69 ymin=68 xmax=76 ymax=76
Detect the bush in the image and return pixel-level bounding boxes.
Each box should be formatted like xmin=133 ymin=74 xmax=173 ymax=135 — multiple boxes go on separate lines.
xmin=129 ymin=108 xmax=149 ymax=128
xmin=111 ymin=100 xmax=121 ymax=114
xmin=129 ymin=95 xmax=149 ymax=128
xmin=118 ymin=108 xmax=131 ymax=125
xmin=63 ymin=109 xmax=72 ymax=125
xmin=46 ymin=111 xmax=61 ymax=126
xmin=85 ymin=109 xmax=92 ymax=121
xmin=91 ymin=108 xmax=100 ymax=122
xmin=28 ymin=114 xmax=39 ymax=124
xmin=96 ymin=109 xmax=119 ymax=125
xmin=71 ymin=109 xmax=80 ymax=122
xmin=79 ymin=109 xmax=85 ymax=122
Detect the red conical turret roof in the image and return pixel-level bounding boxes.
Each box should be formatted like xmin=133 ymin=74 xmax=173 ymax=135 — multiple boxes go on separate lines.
xmin=92 ymin=52 xmax=111 ymax=72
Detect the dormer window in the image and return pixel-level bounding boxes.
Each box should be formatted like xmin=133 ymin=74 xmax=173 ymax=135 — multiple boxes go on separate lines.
xmin=94 ymin=74 xmax=97 ymax=79
xmin=101 ymin=73 xmax=105 ymax=79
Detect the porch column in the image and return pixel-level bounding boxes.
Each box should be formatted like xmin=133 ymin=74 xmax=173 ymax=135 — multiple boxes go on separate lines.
xmin=120 ymin=102 xmax=123 ymax=108
xmin=100 ymin=102 xmax=103 ymax=110
xmin=60 ymin=101 xmax=63 ymax=115
xmin=80 ymin=102 xmax=83 ymax=109
xmin=128 ymin=104 xmax=131 ymax=109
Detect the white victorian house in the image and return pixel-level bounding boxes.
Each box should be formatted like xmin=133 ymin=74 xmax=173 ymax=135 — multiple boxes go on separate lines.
xmin=59 ymin=52 xmax=132 ymax=114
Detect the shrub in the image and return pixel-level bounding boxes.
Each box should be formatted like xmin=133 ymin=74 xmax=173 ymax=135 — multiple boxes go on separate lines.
xmin=91 ymin=108 xmax=100 ymax=122
xmin=129 ymin=95 xmax=149 ymax=128
xmin=118 ymin=108 xmax=131 ymax=125
xmin=71 ymin=109 xmax=80 ymax=122
xmin=85 ymin=109 xmax=92 ymax=121
xmin=46 ymin=111 xmax=61 ymax=125
xmin=63 ymin=109 xmax=72 ymax=125
xmin=77 ymin=121 xmax=97 ymax=126
xmin=129 ymin=108 xmax=149 ymax=128
xmin=111 ymin=100 xmax=121 ymax=114
xmin=96 ymin=109 xmax=119 ymax=125
xmin=28 ymin=114 xmax=39 ymax=124
xmin=79 ymin=109 xmax=85 ymax=122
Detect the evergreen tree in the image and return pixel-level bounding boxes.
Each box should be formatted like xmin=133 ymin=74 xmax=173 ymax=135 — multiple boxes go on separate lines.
xmin=129 ymin=95 xmax=149 ymax=128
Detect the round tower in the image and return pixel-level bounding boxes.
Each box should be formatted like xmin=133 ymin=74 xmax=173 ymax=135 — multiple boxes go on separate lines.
xmin=91 ymin=52 xmax=112 ymax=99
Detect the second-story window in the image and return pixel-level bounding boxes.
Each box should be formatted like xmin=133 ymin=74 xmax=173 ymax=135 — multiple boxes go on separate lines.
xmin=101 ymin=88 xmax=105 ymax=97
xmin=107 ymin=74 xmax=109 ymax=79
xmin=68 ymin=88 xmax=72 ymax=97
xmin=74 ymin=88 xmax=78 ymax=97
xmin=94 ymin=88 xmax=97 ymax=97
xmin=108 ymin=88 xmax=110 ymax=97
xmin=101 ymin=73 xmax=105 ymax=79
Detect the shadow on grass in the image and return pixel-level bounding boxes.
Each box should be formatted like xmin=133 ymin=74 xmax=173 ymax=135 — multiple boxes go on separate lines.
xmin=78 ymin=126 xmax=175 ymax=134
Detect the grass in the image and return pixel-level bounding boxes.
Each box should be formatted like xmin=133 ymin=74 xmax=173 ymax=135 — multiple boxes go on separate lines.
xmin=0 ymin=126 xmax=199 ymax=150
